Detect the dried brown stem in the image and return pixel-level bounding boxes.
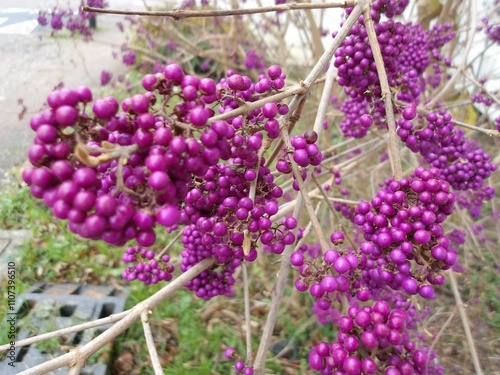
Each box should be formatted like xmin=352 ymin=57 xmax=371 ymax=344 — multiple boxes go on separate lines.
xmin=448 ymin=270 xmax=484 ymax=375
xmin=428 ymin=308 xmax=456 ymax=352
xmin=252 ymin=193 xmax=305 ymax=374
xmin=157 ymin=231 xmax=183 ymax=259
xmin=395 ymin=98 xmax=500 ymax=138
xmin=141 ymin=311 xmax=164 ymax=375
xmin=310 ymin=194 xmax=359 ymax=205
xmin=83 ymin=2 xmax=356 ymax=19
xmin=242 ymin=263 xmax=253 ymax=365
xmin=68 ymin=358 xmax=85 ymax=375
xmin=427 ymin=0 xmax=477 ymax=108
xmin=310 ymin=173 xmax=356 ymax=249
xmin=280 ymin=127 xmax=330 ymax=253
xmin=208 ymin=84 xmax=307 ymax=124
xmin=0 ymin=311 xmax=129 ymax=352
xmin=363 ymin=9 xmax=403 ymax=180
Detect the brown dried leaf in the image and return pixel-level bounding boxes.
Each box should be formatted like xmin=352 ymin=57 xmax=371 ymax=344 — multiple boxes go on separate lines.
xmin=75 ymin=144 xmax=100 ymax=167
xmin=114 ymin=351 xmax=135 ymax=375
xmin=243 ymin=229 xmax=251 ymax=255
xmin=201 ymin=303 xmax=220 ymax=321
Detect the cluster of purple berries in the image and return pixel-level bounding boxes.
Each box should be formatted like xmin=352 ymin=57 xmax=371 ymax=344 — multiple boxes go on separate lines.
xmin=121 ymin=246 xmax=174 ymax=285
xmin=290 ymin=131 xmax=323 ymax=168
xmin=276 ymin=130 xmax=324 ymax=190
xmin=291 ymin=230 xmax=371 ymax=304
xmin=334 ymin=18 xmax=410 ymax=137
xmin=353 ymin=167 xmax=456 ymax=298
xmin=397 ymin=106 xmax=497 ymax=192
xmin=216 ymin=66 xmax=288 ymax=139
xmin=24 ymin=70 xmax=224 ymax=248
xmin=24 ymin=62 xmax=295 ymax=287
xmin=181 ymin=229 xmax=240 ymax=300
xmin=339 ymin=99 xmax=373 ymax=139
xmin=309 ymin=301 xmax=435 ymax=375
xmin=178 ymin=160 xmax=296 ymax=299
xmin=377 ymin=289 xmax=432 ymax=330
xmin=471 ymin=90 xmax=495 ymax=107
xmin=457 ymin=185 xmax=496 ymax=218
xmin=423 ymin=23 xmax=455 ymax=88
xmin=334 ymin=19 xmax=408 ymax=102
xmin=37 ymin=0 xmax=108 ymax=40
xmin=482 ymin=16 xmax=500 ymax=44
xmin=369 ymin=0 xmax=410 ymax=21
xmin=335 ymin=15 xmax=455 ymax=138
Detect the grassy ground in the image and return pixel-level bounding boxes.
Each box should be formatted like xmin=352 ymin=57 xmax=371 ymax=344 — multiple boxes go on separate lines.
xmin=0 ymin=170 xmax=323 ymax=374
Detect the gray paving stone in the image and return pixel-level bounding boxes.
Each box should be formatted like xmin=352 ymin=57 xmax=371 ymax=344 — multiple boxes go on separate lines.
xmin=0 ymin=282 xmax=128 ymax=374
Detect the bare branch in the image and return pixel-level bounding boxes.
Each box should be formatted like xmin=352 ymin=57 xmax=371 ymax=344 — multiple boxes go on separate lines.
xmin=427 ymin=0 xmax=477 ymax=108
xmin=280 ymin=133 xmax=331 ymax=253
xmin=395 ymin=98 xmax=500 ymax=138
xmin=83 ymin=2 xmax=356 ymax=19
xmin=141 ymin=311 xmax=164 ymax=375
xmin=242 ymin=263 xmax=253 ymax=365
xmin=363 ymin=8 xmax=403 ymax=180
xmin=448 ymin=270 xmax=484 ymax=375
xmin=0 ymin=311 xmax=129 ymax=352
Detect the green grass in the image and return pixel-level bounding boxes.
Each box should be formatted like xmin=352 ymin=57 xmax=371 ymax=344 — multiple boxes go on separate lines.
xmin=0 ymin=176 xmax=301 ymax=373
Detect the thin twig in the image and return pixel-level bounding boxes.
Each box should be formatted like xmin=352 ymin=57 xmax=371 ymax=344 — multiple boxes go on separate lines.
xmin=291 ymin=202 xmax=322 ymax=254
xmin=449 ymin=119 xmax=499 ymax=137
xmin=448 ymin=270 xmax=484 ymax=375
xmin=68 ymin=359 xmax=85 ymax=375
xmin=281 ymin=127 xmax=330 ymax=252
xmin=320 ymin=137 xmax=381 ymax=165
xmin=157 ymin=231 xmax=183 ymax=259
xmin=83 ymin=2 xmax=356 ymax=19
xmin=310 ymin=194 xmax=359 ymax=205
xmin=310 ymin=173 xmax=356 ymax=249
xmin=0 ymin=310 xmax=129 ymax=352
xmin=208 ymin=84 xmax=307 ymax=124
xmin=427 ymin=0 xmax=477 ymax=108
xmin=242 ymin=263 xmax=253 ymax=365
xmin=463 ymin=69 xmax=500 ymax=108
xmin=428 ymin=308 xmax=457 ymax=352
xmin=252 ymin=194 xmax=305 ymax=375
xmin=332 ymin=140 xmax=387 ymax=171
xmin=141 ymin=310 xmax=164 ymax=375
xmin=394 ymin=98 xmax=500 ymax=138
xmin=363 ymin=8 xmax=403 ymax=180
xmin=269 ymin=315 xmax=316 ymax=360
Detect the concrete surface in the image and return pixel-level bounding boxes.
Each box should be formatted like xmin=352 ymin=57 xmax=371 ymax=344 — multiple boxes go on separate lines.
xmin=0 ymin=0 xmax=168 ymax=187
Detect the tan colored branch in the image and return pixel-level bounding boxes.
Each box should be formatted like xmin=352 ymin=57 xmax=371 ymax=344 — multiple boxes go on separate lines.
xmin=141 ymin=311 xmax=164 ymax=375
xmin=83 ymin=2 xmax=356 ymax=19
xmin=363 ymin=9 xmax=403 ymax=180
xmin=448 ymin=271 xmax=484 ymax=375
xmin=0 ymin=310 xmax=129 ymax=352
